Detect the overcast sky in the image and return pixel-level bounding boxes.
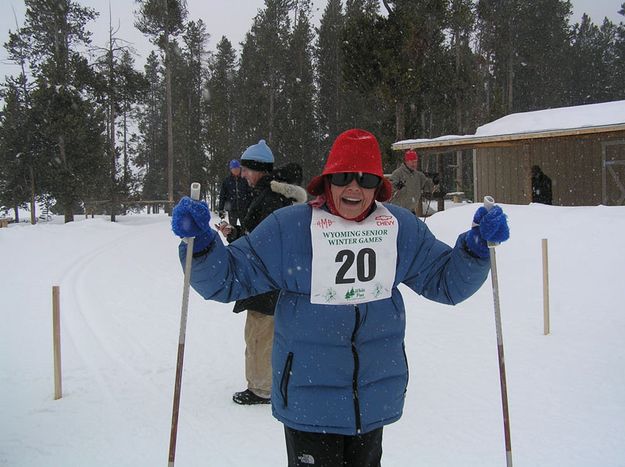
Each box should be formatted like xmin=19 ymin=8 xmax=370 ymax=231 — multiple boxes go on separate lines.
xmin=0 ymin=0 xmax=623 ymax=80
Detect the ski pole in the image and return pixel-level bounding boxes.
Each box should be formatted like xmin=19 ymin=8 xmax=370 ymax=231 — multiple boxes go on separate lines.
xmin=484 ymin=195 xmax=513 ymax=467
xmin=422 ymin=194 xmax=433 ymax=223
xmin=168 ymin=182 xmax=201 ymax=467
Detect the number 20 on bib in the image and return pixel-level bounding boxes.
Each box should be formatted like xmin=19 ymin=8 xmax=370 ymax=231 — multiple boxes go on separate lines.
xmin=310 ymin=203 xmax=398 ymax=305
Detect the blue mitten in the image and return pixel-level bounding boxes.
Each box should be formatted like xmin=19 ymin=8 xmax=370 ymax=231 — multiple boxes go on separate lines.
xmin=171 ymin=197 xmax=216 ymax=253
xmin=465 ymin=205 xmax=510 ymax=258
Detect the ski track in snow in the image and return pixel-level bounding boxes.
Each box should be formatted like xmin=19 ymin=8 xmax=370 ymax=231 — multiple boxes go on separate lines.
xmin=59 ymin=229 xmax=161 ymax=401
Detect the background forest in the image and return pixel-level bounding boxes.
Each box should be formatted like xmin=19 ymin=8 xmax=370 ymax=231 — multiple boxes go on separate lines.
xmin=1 ymin=0 xmax=624 ymax=222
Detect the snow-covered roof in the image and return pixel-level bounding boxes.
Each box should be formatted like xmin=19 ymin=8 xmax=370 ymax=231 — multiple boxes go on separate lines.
xmin=393 ymin=100 xmax=625 ymax=151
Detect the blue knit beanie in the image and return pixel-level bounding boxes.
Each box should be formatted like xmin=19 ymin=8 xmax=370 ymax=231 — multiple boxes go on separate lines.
xmin=229 ymin=159 xmax=241 ymax=169
xmin=240 ymin=139 xmax=274 ymax=172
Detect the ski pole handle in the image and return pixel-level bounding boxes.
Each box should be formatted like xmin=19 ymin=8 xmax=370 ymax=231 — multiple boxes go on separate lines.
xmin=483 ymin=196 xmax=499 ymax=248
xmin=190 ymin=182 xmax=201 ymax=201
xmin=484 ymin=195 xmax=495 ymax=212
xmin=181 ymin=183 xmax=202 ymax=244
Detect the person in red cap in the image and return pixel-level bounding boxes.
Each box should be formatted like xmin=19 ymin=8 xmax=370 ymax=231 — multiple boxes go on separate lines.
xmin=171 ymin=128 xmax=510 ymax=466
xmin=389 ymin=149 xmax=436 ymax=215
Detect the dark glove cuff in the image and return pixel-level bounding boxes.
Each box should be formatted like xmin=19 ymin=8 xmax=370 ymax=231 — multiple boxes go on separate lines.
xmin=192 ymin=230 xmax=216 ymax=255
xmin=464 ymin=228 xmax=490 ymax=259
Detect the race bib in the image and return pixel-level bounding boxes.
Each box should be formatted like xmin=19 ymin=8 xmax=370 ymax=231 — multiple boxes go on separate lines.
xmin=310 ymin=203 xmax=398 ymax=305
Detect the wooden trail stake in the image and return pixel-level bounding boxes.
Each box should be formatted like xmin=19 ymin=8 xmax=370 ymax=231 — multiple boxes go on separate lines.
xmin=52 ymin=285 xmax=62 ymax=400
xmin=542 ymin=239 xmax=550 ymax=335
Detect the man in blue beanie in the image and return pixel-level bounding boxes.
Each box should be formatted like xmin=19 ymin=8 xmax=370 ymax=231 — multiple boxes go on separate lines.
xmin=216 ymin=139 xmax=307 ymax=406
xmin=217 ymin=159 xmax=252 ymax=227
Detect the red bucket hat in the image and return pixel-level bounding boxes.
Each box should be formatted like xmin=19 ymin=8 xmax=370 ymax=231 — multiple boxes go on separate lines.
xmin=307 ymin=129 xmax=392 ymax=201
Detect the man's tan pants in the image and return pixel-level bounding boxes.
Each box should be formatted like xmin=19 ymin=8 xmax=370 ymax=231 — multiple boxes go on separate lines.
xmin=244 ymin=310 xmax=274 ymax=398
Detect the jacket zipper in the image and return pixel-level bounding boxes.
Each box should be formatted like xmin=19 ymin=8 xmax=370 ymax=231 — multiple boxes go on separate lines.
xmin=402 ymin=342 xmax=410 ymax=394
xmin=351 ymin=305 xmax=362 ymax=433
xmin=280 ymin=352 xmax=294 ymax=408
xmin=235 ymin=178 xmax=239 ymax=211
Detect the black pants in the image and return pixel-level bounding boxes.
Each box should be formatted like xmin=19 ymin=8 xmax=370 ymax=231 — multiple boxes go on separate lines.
xmin=227 ymin=210 xmax=244 ymax=227
xmin=284 ymin=426 xmax=383 ymax=467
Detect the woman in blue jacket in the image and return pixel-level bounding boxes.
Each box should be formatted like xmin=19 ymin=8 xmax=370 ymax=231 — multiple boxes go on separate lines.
xmin=172 ymin=129 xmax=509 ymax=467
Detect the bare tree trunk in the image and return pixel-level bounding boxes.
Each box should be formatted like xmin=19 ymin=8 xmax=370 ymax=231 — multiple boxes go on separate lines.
xmin=506 ymin=37 xmax=514 ymax=113
xmin=268 ymin=76 xmax=275 ymax=143
xmin=29 ymin=165 xmax=37 ymax=224
xmin=123 ymin=111 xmax=129 ymax=188
xmin=395 ymin=101 xmax=405 ymax=142
xmin=64 ymin=206 xmax=73 ymax=223
xmin=17 ymin=26 xmax=36 ymax=224
xmin=110 ymin=106 xmax=117 ymax=222
xmin=109 ymin=20 xmax=117 ymax=223
xmin=456 ymin=151 xmax=463 ymax=192
xmin=454 ymin=36 xmax=464 ymax=196
xmin=108 ymin=12 xmax=117 ymax=222
xmin=58 ymin=134 xmax=74 ymax=223
xmin=165 ymin=29 xmax=174 ymax=214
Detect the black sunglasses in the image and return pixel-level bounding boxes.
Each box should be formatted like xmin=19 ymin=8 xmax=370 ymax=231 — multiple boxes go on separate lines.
xmin=329 ymin=172 xmax=382 ymax=189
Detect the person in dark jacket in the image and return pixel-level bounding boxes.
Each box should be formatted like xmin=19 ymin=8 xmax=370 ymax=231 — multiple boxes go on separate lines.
xmin=217 ymin=159 xmax=253 ymax=226
xmin=216 ymin=140 xmax=307 ymax=406
xmin=172 ymin=129 xmax=510 ymax=466
xmin=532 ymin=165 xmax=553 ymax=204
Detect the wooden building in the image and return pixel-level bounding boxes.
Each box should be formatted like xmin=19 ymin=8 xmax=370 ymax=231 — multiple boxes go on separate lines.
xmin=392 ymin=100 xmax=625 ymax=206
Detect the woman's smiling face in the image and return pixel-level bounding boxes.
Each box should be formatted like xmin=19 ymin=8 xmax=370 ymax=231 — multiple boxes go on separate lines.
xmin=330 ymin=178 xmax=376 ymax=220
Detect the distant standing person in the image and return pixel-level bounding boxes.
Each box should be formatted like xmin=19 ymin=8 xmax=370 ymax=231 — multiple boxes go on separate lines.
xmin=389 ymin=150 xmax=436 ymax=215
xmin=532 ymin=165 xmax=552 ymax=205
xmin=216 ymin=141 xmax=307 ymax=406
xmin=218 ymin=159 xmax=252 ymax=226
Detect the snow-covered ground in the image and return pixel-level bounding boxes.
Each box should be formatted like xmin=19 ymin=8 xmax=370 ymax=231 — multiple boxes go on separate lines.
xmin=1 ymin=203 xmax=624 ymax=466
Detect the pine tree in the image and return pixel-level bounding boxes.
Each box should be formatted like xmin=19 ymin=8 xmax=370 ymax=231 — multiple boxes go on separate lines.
xmin=613 ymin=4 xmax=625 ymax=100
xmin=316 ymin=0 xmax=347 ymax=155
xmin=136 ymin=0 xmax=188 ymax=209
xmin=448 ymin=0 xmax=480 ymax=133
xmin=206 ymin=36 xmax=238 ymax=207
xmin=0 ymin=81 xmax=32 ymax=221
xmin=569 ymin=14 xmax=616 ymax=105
xmin=135 ymin=52 xmax=167 ymax=210
xmin=477 ymin=0 xmax=574 ymax=116
xmin=94 ymin=10 xmax=148 ymax=220
xmin=116 ymin=50 xmax=149 ymax=198
xmin=2 ymin=27 xmax=37 ymax=223
xmin=513 ymin=0 xmax=573 ymax=111
xmin=341 ymin=0 xmax=382 ymax=99
xmin=381 ymin=0 xmax=449 ymax=141
xmin=235 ymin=26 xmax=265 ymax=144
xmin=236 ymin=0 xmax=292 ymax=153
xmin=175 ymin=20 xmax=209 ymax=198
xmin=476 ymin=0 xmax=522 ymax=117
xmin=16 ymin=0 xmax=106 ymax=222
xmin=283 ymin=0 xmax=318 ymax=179
xmin=341 ymin=0 xmax=386 ymax=138
xmin=444 ymin=0 xmax=480 ymax=196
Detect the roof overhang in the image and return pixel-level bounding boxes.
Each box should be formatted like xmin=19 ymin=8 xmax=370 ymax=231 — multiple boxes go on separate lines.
xmin=392 ymin=123 xmax=625 ymax=154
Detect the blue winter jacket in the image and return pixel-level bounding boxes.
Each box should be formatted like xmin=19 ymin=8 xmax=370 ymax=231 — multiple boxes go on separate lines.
xmin=180 ymin=202 xmax=490 ymax=435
